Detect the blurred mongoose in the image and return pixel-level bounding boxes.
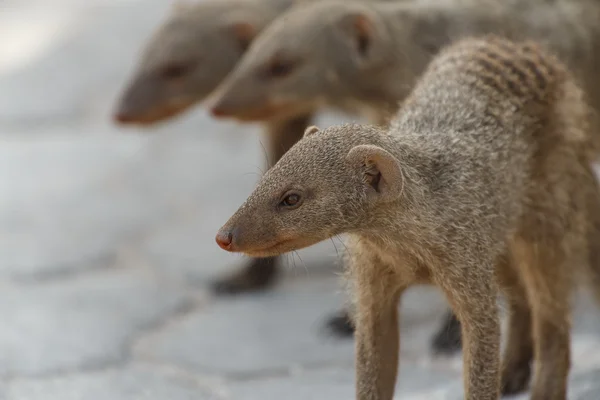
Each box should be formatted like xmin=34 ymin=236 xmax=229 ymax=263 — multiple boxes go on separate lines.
xmin=112 ymin=0 xmax=395 ymax=124
xmin=208 ymin=0 xmax=600 ymax=350
xmin=209 ymin=0 xmax=600 ymax=137
xmin=214 ymin=35 xmax=600 ymax=399
xmin=113 ymin=0 xmax=296 ymax=124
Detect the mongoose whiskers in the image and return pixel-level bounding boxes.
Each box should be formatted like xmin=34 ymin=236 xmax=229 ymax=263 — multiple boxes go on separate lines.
xmin=215 ymin=35 xmax=600 ymax=400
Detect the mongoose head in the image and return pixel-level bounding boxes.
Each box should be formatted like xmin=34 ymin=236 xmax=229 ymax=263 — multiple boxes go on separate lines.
xmin=113 ymin=0 xmax=284 ymax=125
xmin=209 ymin=0 xmax=396 ymax=122
xmin=216 ymin=124 xmax=405 ymax=257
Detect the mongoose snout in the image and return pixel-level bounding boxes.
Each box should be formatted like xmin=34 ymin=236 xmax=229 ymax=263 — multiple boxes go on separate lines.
xmin=215 ymin=214 xmax=289 ymax=257
xmin=114 ymin=110 xmax=134 ymax=124
xmin=208 ymin=93 xmax=296 ymax=122
xmin=113 ymin=76 xmax=196 ymax=126
xmin=215 ymin=230 xmax=234 ymax=251
xmin=208 ymin=97 xmax=251 ymax=119
xmin=210 ymin=104 xmax=231 ymax=118
xmin=113 ymin=78 xmax=155 ymax=125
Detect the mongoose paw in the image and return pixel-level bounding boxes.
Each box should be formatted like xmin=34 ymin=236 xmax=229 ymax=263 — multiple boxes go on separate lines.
xmin=430 ymin=311 xmax=463 ymax=355
xmin=210 ymin=257 xmax=279 ymax=296
xmin=323 ymin=310 xmax=355 ymax=338
xmin=501 ymin=361 xmax=531 ymax=396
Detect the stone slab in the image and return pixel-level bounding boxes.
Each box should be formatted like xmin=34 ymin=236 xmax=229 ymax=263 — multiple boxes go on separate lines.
xmin=5 ymin=365 xmax=217 ymax=400
xmin=0 ymin=270 xmax=190 ymax=376
xmin=137 ymin=279 xmax=451 ymax=376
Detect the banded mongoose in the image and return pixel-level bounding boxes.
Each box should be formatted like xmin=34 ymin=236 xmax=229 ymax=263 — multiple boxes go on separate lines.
xmin=112 ymin=0 xmax=394 ymax=124
xmin=113 ymin=0 xmax=297 ymax=124
xmin=214 ymin=35 xmax=600 ymax=400
xmin=209 ymin=0 xmax=600 ymax=136
xmin=208 ymin=0 xmax=600 ymax=349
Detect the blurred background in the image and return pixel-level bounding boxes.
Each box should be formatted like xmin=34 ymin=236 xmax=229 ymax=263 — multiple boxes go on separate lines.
xmin=1 ymin=0 xmax=599 ymax=399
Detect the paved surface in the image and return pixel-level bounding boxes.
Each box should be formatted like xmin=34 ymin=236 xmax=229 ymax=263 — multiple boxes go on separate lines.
xmin=0 ymin=1 xmax=599 ymax=399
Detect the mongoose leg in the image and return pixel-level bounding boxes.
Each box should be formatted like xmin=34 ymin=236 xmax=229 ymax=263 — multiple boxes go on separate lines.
xmin=211 ymin=256 xmax=279 ymax=294
xmin=497 ymin=254 xmax=533 ymax=396
xmin=430 ymin=310 xmax=462 ymax=355
xmin=354 ymin=274 xmax=403 ymax=399
xmin=500 ymin=299 xmax=533 ymax=396
xmin=517 ymin=240 xmax=571 ymax=400
xmin=211 ymin=114 xmax=313 ymax=295
xmin=438 ymin=267 xmax=501 ymax=400
xmin=584 ymin=175 xmax=600 ymax=305
xmin=324 ymin=295 xmax=465 ymax=353
xmin=263 ymin=114 xmax=314 ymax=168
xmin=325 ymin=303 xmax=465 ymax=357
xmin=324 ymin=309 xmax=356 ymax=337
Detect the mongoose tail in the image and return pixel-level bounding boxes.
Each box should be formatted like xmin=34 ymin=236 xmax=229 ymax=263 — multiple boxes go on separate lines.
xmin=217 ymin=35 xmax=599 ymax=400
xmin=113 ymin=0 xmax=294 ymax=125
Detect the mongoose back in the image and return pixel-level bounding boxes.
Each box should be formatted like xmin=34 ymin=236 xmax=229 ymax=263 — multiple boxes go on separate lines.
xmin=215 ymin=35 xmax=600 ymax=400
xmin=209 ymin=0 xmax=600 ymax=136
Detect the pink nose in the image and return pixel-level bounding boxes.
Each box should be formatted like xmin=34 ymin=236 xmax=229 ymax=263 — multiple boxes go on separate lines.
xmin=114 ymin=111 xmax=134 ymax=124
xmin=215 ymin=231 xmax=233 ymax=250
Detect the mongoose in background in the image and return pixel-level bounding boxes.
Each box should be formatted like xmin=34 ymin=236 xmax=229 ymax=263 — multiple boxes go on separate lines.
xmin=114 ymin=0 xmax=294 ymax=125
xmin=209 ymin=0 xmax=600 ymax=136
xmin=112 ymin=0 xmax=395 ymax=124
xmin=207 ymin=0 xmax=600 ymax=349
xmin=214 ymin=35 xmax=600 ymax=399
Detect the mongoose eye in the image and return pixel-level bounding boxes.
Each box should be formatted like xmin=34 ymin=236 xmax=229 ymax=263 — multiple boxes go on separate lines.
xmin=266 ymin=59 xmax=295 ymax=79
xmin=160 ymin=63 xmax=191 ymax=79
xmin=279 ymin=193 xmax=302 ymax=209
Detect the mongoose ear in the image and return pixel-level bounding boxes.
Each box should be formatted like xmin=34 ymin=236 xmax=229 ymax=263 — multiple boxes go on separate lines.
xmin=228 ymin=21 xmax=257 ymax=52
xmin=346 ymin=144 xmax=403 ymax=201
xmin=340 ymin=13 xmax=374 ymax=59
xmin=303 ymin=125 xmax=321 ymax=138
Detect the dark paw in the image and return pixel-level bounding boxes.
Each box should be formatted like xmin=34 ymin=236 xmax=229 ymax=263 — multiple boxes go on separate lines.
xmin=501 ymin=361 xmax=531 ymax=396
xmin=211 ymin=257 xmax=279 ymax=296
xmin=324 ymin=310 xmax=355 ymax=338
xmin=430 ymin=311 xmax=462 ymax=355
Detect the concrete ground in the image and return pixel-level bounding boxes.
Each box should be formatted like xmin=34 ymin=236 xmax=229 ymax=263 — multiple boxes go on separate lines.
xmin=0 ymin=0 xmax=599 ymax=399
